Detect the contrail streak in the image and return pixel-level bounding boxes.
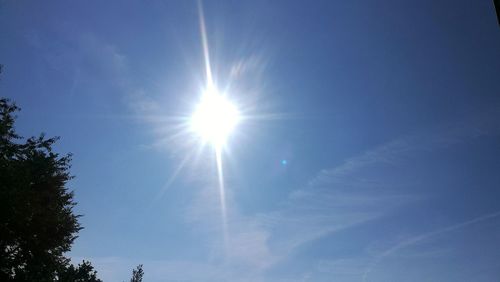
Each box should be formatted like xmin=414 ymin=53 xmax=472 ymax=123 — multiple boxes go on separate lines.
xmin=362 ymin=210 xmax=500 ymax=282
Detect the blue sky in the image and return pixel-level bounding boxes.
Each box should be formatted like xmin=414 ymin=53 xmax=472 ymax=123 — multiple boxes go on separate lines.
xmin=1 ymin=0 xmax=500 ymax=281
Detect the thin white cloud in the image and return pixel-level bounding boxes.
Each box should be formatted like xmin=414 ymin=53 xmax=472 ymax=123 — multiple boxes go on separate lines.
xmin=310 ymin=108 xmax=500 ymax=188
xmin=293 ymin=107 xmax=500 ymax=282
xmin=178 ymin=151 xmax=418 ymax=281
xmin=362 ymin=210 xmax=500 ymax=282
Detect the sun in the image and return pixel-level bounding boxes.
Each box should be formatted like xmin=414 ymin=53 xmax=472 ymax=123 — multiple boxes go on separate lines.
xmin=190 ymin=87 xmax=241 ymax=148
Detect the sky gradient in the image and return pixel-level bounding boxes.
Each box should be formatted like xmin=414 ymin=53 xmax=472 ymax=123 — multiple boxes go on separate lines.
xmin=1 ymin=1 xmax=500 ymax=281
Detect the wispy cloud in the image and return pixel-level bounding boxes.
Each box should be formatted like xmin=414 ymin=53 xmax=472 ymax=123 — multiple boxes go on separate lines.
xmin=362 ymin=210 xmax=500 ymax=282
xmin=90 ymin=178 xmax=413 ymax=281
xmin=26 ymin=31 xmax=129 ymax=92
xmin=310 ymin=108 xmax=500 ymax=188
xmin=304 ymin=107 xmax=500 ymax=281
xmin=179 ymin=135 xmax=422 ymax=281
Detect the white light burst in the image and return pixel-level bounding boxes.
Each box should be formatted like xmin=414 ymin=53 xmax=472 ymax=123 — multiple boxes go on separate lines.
xmin=190 ymin=88 xmax=241 ymax=148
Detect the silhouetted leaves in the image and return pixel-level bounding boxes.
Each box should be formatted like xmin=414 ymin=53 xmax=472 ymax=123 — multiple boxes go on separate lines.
xmin=0 ymin=98 xmax=99 ymax=281
xmin=58 ymin=260 xmax=102 ymax=282
xmin=130 ymin=264 xmax=144 ymax=282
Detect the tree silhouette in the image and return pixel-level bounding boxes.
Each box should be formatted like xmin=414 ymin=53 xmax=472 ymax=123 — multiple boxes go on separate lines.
xmin=130 ymin=264 xmax=144 ymax=282
xmin=58 ymin=260 xmax=102 ymax=282
xmin=0 ymin=98 xmax=101 ymax=281
xmin=495 ymin=0 xmax=500 ymax=25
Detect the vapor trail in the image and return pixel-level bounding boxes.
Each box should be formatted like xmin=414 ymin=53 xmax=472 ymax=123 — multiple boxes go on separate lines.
xmin=362 ymin=210 xmax=500 ymax=282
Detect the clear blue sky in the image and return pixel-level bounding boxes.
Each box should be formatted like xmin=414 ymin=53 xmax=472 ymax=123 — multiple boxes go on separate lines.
xmin=1 ymin=1 xmax=500 ymax=281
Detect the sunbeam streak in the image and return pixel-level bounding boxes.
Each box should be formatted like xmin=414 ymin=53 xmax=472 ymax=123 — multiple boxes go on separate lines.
xmin=149 ymin=149 xmax=196 ymax=209
xmin=195 ymin=0 xmax=234 ymax=252
xmin=215 ymin=147 xmax=229 ymax=245
xmin=198 ymin=1 xmax=213 ymax=88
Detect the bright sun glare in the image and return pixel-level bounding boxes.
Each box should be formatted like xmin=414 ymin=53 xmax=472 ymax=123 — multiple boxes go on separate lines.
xmin=190 ymin=87 xmax=241 ymax=148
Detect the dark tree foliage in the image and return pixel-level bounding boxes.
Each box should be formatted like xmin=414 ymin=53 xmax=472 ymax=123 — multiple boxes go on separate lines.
xmin=495 ymin=0 xmax=500 ymax=25
xmin=0 ymin=98 xmax=100 ymax=281
xmin=58 ymin=260 xmax=101 ymax=282
xmin=130 ymin=265 xmax=144 ymax=282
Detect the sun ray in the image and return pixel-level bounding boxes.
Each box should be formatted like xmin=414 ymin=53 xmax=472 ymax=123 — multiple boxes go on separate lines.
xmin=148 ymin=148 xmax=196 ymax=209
xmin=215 ymin=146 xmax=229 ymax=245
xmin=196 ymin=0 xmax=231 ymax=250
xmin=197 ymin=0 xmax=214 ymax=88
